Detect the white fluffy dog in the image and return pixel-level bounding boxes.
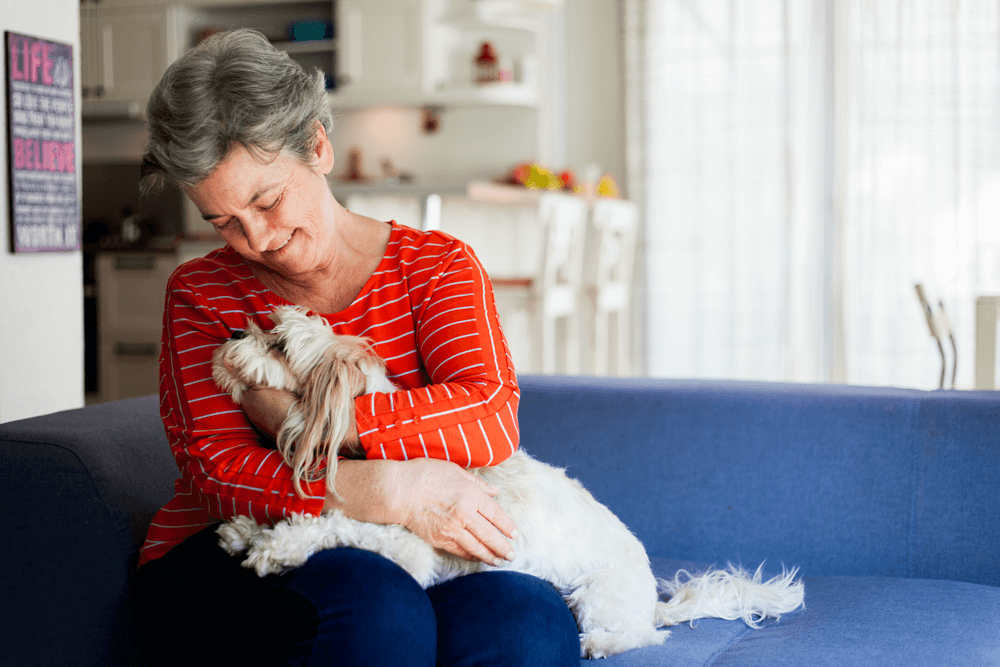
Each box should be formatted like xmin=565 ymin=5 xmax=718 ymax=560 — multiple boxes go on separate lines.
xmin=212 ymin=306 xmax=804 ymax=659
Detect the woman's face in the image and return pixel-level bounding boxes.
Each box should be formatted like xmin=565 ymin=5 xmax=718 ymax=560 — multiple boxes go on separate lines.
xmin=186 ymin=128 xmax=337 ymax=280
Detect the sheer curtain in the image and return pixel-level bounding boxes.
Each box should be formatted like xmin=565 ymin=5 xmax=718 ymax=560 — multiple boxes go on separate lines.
xmin=628 ymin=0 xmax=1000 ymax=389
xmin=842 ymin=1 xmax=1000 ymax=388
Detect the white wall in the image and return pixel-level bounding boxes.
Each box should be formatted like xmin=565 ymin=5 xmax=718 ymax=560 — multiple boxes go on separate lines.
xmin=0 ymin=1 xmax=85 ymax=422
xmin=564 ymin=0 xmax=626 ymax=194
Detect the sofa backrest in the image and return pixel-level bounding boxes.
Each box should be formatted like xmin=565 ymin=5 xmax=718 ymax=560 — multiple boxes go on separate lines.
xmin=516 ymin=375 xmax=1000 ymax=588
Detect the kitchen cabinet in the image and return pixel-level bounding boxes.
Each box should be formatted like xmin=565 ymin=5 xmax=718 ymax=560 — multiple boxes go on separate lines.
xmin=337 ymin=0 xmax=424 ymax=94
xmin=183 ymin=1 xmax=336 ymax=89
xmin=79 ymin=0 xmax=555 ymax=111
xmin=80 ymin=5 xmax=171 ymax=105
xmin=95 ymin=252 xmax=176 ymax=402
xmin=329 ymin=0 xmax=547 ymax=109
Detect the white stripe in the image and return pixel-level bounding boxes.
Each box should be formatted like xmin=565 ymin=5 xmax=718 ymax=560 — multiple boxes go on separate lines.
xmin=424 ymin=332 xmax=479 ymax=366
xmin=458 ymin=423 xmax=471 ymax=467
xmin=442 ymin=362 xmax=486 ymax=382
xmin=188 ymin=392 xmax=229 ymax=404
xmin=180 ymin=360 xmax=214 ymax=371
xmin=478 ymin=419 xmax=494 ymax=466
xmin=384 ymin=349 xmax=418 ymax=363
xmin=254 ymin=450 xmax=278 ymax=475
xmin=357 ymin=311 xmax=412 ymax=337
xmin=421 ymin=305 xmax=475 ymax=330
xmin=178 ymin=343 xmax=221 ymax=355
xmin=193 ymin=409 xmax=243 ymax=420
xmin=495 ymin=411 xmax=514 ymax=456
xmin=438 ymin=429 xmax=449 ymax=461
xmin=148 ymin=521 xmax=217 ymax=529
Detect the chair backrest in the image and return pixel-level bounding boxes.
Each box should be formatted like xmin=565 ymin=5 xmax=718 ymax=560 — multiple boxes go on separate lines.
xmin=537 ymin=192 xmax=589 ymax=295
xmin=343 ymin=194 xmax=423 ymax=230
xmin=585 ymin=198 xmax=639 ymax=311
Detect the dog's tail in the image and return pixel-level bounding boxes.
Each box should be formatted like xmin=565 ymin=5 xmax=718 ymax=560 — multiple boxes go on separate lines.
xmin=654 ymin=564 xmax=804 ymax=629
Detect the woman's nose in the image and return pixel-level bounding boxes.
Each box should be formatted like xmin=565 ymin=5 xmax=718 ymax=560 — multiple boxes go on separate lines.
xmin=241 ymin=214 xmax=276 ymax=253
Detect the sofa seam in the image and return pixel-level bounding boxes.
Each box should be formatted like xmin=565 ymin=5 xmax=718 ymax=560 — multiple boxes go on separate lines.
xmin=701 ymin=624 xmax=755 ymax=667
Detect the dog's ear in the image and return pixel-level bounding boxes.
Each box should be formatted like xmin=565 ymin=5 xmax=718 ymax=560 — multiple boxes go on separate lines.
xmin=278 ymin=345 xmax=369 ymax=501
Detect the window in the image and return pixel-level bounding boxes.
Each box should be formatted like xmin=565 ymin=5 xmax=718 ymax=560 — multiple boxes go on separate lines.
xmin=628 ymin=0 xmax=1000 ymax=389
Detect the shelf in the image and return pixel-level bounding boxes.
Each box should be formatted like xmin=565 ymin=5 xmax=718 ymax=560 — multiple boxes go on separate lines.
xmin=329 ymin=179 xmax=469 ymax=198
xmin=435 ymin=83 xmax=538 ymax=107
xmin=272 ymin=38 xmax=336 ymax=54
xmin=328 ymin=83 xmax=537 ymax=110
xmin=440 ymin=14 xmax=540 ymax=33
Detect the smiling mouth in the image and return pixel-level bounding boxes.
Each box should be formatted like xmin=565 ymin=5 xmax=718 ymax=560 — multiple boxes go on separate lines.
xmin=267 ymin=231 xmax=294 ymax=252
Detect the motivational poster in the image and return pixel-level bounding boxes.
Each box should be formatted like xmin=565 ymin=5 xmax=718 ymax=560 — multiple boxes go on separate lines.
xmin=5 ymin=32 xmax=78 ymax=252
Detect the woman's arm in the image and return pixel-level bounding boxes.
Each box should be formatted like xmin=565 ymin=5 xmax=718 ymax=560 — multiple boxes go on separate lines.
xmin=328 ymin=457 xmax=518 ymax=565
xmin=242 ymin=386 xmax=518 ymax=564
xmin=159 ymin=271 xmax=328 ymax=527
xmin=352 ymin=236 xmax=521 ymax=468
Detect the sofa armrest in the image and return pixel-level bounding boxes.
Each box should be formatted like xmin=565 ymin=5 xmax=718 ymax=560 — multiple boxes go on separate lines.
xmin=1 ymin=396 xmax=176 ymax=667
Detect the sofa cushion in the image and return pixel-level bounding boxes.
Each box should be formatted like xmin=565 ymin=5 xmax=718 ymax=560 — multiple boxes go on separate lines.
xmin=606 ymin=559 xmax=1000 ymax=667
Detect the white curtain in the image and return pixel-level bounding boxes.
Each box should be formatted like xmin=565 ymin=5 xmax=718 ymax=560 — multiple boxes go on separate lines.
xmin=629 ymin=0 xmax=1000 ymax=389
xmin=842 ymin=1 xmax=1000 ymax=388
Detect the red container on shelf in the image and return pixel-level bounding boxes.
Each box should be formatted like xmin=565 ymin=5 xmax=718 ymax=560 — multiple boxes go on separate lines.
xmin=474 ymin=41 xmax=499 ymax=85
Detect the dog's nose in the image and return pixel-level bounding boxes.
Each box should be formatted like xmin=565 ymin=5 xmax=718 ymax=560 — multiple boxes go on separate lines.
xmin=231 ymin=330 xmax=247 ymax=340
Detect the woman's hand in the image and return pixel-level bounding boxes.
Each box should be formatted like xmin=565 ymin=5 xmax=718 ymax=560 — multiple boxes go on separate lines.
xmin=328 ymin=457 xmax=519 ymax=565
xmin=240 ymin=386 xmax=299 ymax=438
xmin=392 ymin=458 xmax=519 ymax=565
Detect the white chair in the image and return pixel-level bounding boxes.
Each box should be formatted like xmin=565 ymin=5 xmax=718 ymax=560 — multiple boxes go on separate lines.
xmin=440 ymin=191 xmax=588 ymax=375
xmin=507 ymin=192 xmax=589 ymax=374
xmin=343 ymin=193 xmax=423 ymax=230
xmin=582 ymin=198 xmax=638 ymax=376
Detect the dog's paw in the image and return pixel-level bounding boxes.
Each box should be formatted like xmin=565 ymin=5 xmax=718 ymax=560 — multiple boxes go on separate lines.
xmin=579 ymin=628 xmax=668 ymax=659
xmin=217 ymin=516 xmax=262 ymax=555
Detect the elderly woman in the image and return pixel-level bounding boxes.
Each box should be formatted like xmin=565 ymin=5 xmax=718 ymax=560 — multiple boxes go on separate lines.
xmin=134 ymin=29 xmax=578 ymax=666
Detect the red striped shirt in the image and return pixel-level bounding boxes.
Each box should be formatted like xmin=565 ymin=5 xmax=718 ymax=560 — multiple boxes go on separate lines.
xmin=139 ymin=222 xmax=519 ymax=566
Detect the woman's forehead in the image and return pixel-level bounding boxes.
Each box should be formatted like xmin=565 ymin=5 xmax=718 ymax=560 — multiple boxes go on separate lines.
xmin=190 ymin=147 xmax=291 ymax=207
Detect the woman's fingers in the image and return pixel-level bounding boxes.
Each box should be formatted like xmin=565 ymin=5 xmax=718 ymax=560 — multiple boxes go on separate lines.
xmin=397 ymin=458 xmax=520 ymax=565
xmin=475 ymin=488 xmax=519 ymax=541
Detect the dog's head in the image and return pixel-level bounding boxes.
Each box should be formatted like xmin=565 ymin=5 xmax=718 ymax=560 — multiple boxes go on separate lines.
xmin=212 ymin=319 xmax=300 ymax=403
xmin=212 ymin=305 xmax=395 ymax=501
xmin=268 ymin=306 xmax=388 ymax=390
xmin=263 ymin=306 xmax=392 ymax=500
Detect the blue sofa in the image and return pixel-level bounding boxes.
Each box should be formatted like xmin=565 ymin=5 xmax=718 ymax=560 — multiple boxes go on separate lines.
xmin=3 ymin=375 xmax=998 ymax=666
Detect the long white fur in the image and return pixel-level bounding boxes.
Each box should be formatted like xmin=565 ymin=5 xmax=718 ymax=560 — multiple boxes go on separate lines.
xmin=212 ymin=306 xmax=805 ymax=659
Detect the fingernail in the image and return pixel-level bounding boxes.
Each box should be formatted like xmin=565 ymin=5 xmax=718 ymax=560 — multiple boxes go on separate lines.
xmin=492 ymin=557 xmax=503 ymax=567
xmin=506 ymin=550 xmax=515 ymax=561
xmin=511 ymin=529 xmax=519 ymax=539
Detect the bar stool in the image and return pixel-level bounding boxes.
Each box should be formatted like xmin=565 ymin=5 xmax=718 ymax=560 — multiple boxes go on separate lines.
xmin=583 ymin=198 xmax=638 ymax=376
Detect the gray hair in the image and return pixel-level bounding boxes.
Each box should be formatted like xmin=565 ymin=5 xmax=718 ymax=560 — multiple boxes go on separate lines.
xmin=140 ymin=29 xmax=334 ymax=194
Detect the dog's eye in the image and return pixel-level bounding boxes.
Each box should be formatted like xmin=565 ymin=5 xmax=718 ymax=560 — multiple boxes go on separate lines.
xmin=231 ymin=330 xmax=247 ymax=340
xmin=269 ymin=339 xmax=286 ymax=353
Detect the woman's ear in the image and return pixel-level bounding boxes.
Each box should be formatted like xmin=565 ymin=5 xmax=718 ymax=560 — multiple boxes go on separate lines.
xmin=313 ymin=121 xmax=335 ymax=175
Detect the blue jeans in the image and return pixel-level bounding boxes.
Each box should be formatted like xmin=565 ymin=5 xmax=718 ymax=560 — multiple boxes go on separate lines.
xmin=136 ymin=524 xmax=580 ymax=666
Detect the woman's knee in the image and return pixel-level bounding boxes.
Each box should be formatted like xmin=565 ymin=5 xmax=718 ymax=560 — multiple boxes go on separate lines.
xmin=280 ymin=548 xmax=437 ymax=666
xmin=429 ymin=571 xmax=580 ymax=667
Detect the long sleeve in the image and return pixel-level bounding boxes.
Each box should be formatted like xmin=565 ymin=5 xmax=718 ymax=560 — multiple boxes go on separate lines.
xmin=346 ymin=230 xmax=520 ymax=468
xmin=142 ymin=259 xmax=326 ymax=563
